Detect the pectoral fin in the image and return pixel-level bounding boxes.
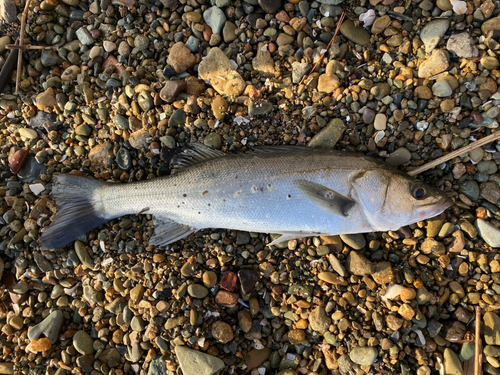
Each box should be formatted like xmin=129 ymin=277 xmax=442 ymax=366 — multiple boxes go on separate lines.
xmin=293 ymin=179 xmax=356 ymax=217
xmin=150 ymin=216 xmax=198 ymax=246
xmin=267 ymin=231 xmax=330 ymax=247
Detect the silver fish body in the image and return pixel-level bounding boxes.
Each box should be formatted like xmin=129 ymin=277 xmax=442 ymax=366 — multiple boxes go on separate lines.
xmin=40 ymin=145 xmax=452 ymax=249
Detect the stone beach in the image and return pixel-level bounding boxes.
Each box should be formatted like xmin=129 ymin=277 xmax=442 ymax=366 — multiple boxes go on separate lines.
xmin=2 ymin=0 xmax=500 ymax=374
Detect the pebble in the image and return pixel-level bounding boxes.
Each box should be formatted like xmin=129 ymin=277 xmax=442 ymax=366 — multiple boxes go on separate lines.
xmin=308 ymin=306 xmax=331 ymax=332
xmin=340 ymin=19 xmax=370 ymax=46
xmin=73 ymin=330 xmax=94 ymax=355
xmin=432 ymin=80 xmax=453 ymax=97
xmin=418 ymin=50 xmax=449 ymax=78
xmin=74 ymin=240 xmax=95 ymax=269
xmin=308 ymin=119 xmax=345 ymax=149
xmin=167 ymin=42 xmax=196 ymax=74
xmin=187 ymin=284 xmax=209 ymax=299
xmin=198 ymin=47 xmax=246 ymax=96
xmin=211 ymin=321 xmax=233 ymax=343
xmin=160 ymin=80 xmax=186 ymax=103
xmin=203 ymin=6 xmax=226 ymax=35
xmin=420 ymin=19 xmax=450 ymax=52
xmin=447 ymin=32 xmax=479 ymax=58
xmin=27 ymin=310 xmax=64 ymax=344
xmin=175 ymin=346 xmax=225 ymax=375
xmin=349 ymin=346 xmax=378 ymax=366
xmin=443 ymin=348 xmax=464 ymax=375
xmin=476 ymin=219 xmax=500 ymax=247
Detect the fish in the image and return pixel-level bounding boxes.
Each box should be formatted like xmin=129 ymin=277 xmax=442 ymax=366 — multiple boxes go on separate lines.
xmin=39 ymin=144 xmax=453 ymax=250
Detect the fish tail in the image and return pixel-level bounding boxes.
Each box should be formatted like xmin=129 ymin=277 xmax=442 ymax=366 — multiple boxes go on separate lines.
xmin=40 ymin=174 xmax=108 ymax=250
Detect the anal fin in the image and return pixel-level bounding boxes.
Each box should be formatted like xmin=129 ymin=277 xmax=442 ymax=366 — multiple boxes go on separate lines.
xmin=150 ymin=216 xmax=198 ymax=246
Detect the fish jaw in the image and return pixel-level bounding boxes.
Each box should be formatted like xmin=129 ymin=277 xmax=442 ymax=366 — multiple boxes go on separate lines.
xmin=416 ymin=196 xmax=453 ymax=221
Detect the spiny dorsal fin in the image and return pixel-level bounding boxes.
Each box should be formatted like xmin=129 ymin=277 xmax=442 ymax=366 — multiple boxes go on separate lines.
xmin=294 ymin=179 xmax=356 ymax=217
xmin=171 ymin=143 xmax=225 ymax=174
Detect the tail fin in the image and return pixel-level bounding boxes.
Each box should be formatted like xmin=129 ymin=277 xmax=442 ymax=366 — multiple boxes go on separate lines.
xmin=40 ymin=174 xmax=108 ymax=250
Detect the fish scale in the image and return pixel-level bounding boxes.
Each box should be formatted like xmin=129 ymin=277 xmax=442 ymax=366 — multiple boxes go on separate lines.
xmin=40 ymin=144 xmax=452 ymax=249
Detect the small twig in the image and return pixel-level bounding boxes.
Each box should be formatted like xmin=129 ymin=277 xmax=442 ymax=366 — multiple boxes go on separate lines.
xmin=301 ymin=10 xmax=346 ymax=84
xmin=475 ymin=306 xmax=482 ymax=375
xmin=16 ymin=0 xmax=33 ymax=94
xmin=407 ymin=131 xmax=500 ymax=176
xmin=7 ymin=44 xmax=57 ymax=50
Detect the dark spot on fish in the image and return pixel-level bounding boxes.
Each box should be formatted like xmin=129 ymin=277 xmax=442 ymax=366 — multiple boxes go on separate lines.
xmin=183 ymin=193 xmax=187 ymax=197
xmin=198 ymin=212 xmax=201 ymax=214
xmin=202 ymin=190 xmax=208 ymax=195
xmin=235 ymin=175 xmax=238 ymax=179
xmin=287 ymin=194 xmax=291 ymax=198
xmin=223 ymin=199 xmax=226 ymax=202
xmin=208 ymin=203 xmax=211 ymax=206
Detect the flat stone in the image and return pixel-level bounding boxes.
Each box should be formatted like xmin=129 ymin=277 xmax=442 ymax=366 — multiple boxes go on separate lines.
xmin=476 ymin=219 xmax=500 ymax=248
xmin=0 ymin=0 xmax=17 ymax=23
xmin=418 ymin=49 xmax=449 ymax=78
xmin=308 ymin=118 xmax=345 ymax=149
xmin=447 ymin=32 xmax=479 ymax=58
xmin=36 ymin=88 xmax=57 ymax=111
xmin=73 ymin=330 xmax=94 ymax=355
xmin=0 ymin=363 xmax=14 ymax=374
xmin=175 ymin=346 xmax=225 ymax=375
xmin=482 ymin=15 xmax=500 ymax=34
xmin=248 ymin=100 xmax=273 ymax=116
xmin=443 ymin=348 xmax=464 ymax=375
xmin=340 ymin=234 xmax=366 ymax=249
xmin=340 ymin=19 xmax=370 ymax=46
xmin=420 ymin=19 xmax=450 ymax=52
xmin=485 ymin=312 xmax=500 ymax=345
xmin=246 ymin=348 xmax=272 ymax=371
xmin=349 ymin=346 xmax=378 ymax=366
xmin=198 ymin=47 xmax=246 ymax=97
xmin=371 ymin=15 xmax=391 ymax=35
xmin=27 ymin=310 xmax=64 ymax=344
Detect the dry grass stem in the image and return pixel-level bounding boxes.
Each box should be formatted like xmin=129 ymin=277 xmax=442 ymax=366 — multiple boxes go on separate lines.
xmin=15 ymin=0 xmax=33 ymax=94
xmin=407 ymin=131 xmax=500 ymax=177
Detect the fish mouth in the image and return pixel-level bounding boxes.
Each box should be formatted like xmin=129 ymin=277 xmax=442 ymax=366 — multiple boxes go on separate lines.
xmin=418 ymin=196 xmax=453 ymax=219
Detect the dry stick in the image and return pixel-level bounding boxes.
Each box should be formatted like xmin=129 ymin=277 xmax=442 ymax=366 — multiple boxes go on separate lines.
xmin=475 ymin=306 xmax=482 ymax=375
xmin=301 ymin=11 xmax=346 ymax=84
xmin=7 ymin=44 xmax=57 ymax=50
xmin=15 ymin=0 xmax=33 ymax=94
xmin=407 ymin=130 xmax=500 ymax=176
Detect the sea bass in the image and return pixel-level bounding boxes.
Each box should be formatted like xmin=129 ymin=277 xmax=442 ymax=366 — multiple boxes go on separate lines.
xmin=40 ymin=144 xmax=452 ymax=249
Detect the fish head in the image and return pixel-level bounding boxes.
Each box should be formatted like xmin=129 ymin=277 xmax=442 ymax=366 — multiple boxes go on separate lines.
xmin=352 ymin=169 xmax=452 ymax=230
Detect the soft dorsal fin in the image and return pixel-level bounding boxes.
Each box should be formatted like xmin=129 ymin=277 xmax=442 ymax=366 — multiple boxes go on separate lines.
xmin=294 ymin=179 xmax=356 ymax=217
xmin=171 ymin=143 xmax=225 ymax=174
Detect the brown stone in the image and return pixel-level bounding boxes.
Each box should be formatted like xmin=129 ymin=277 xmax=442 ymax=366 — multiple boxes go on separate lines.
xmin=167 ymin=42 xmax=197 ymax=73
xmin=26 ymin=338 xmax=52 ymax=353
xmin=215 ymin=290 xmax=239 ymax=305
xmin=220 ymin=271 xmax=237 ymax=292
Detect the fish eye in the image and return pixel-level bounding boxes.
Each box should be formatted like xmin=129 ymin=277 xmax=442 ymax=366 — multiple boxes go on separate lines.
xmin=411 ymin=183 xmax=427 ymax=200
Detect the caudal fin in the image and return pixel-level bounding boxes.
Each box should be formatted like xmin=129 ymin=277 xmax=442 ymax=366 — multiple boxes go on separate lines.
xmin=40 ymin=174 xmax=108 ymax=250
